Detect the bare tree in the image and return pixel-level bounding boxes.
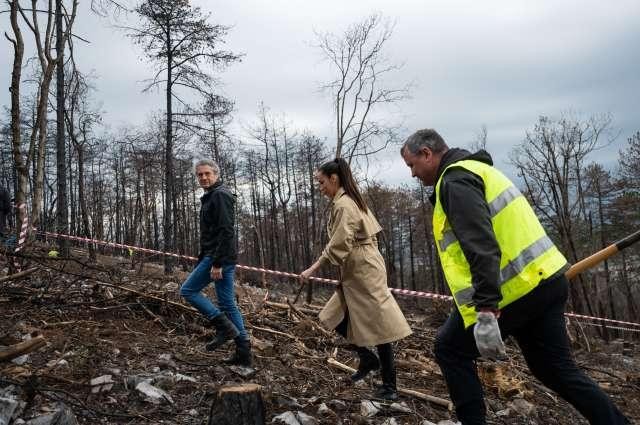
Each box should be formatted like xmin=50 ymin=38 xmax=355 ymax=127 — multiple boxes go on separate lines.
xmin=469 ymin=124 xmax=488 ymax=152
xmin=7 ymin=0 xmax=78 ymax=229
xmin=64 ymin=68 xmax=101 ymax=261
xmin=5 ymin=0 xmax=28 ymax=234
xmin=315 ymin=13 xmax=410 ymax=161
xmin=127 ymin=0 xmax=241 ymax=272
xmin=508 ymin=113 xmax=613 ymax=315
xmin=618 ymin=131 xmax=640 ymax=195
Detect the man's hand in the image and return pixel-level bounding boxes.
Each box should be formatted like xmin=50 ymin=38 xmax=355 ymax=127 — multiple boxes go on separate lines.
xmin=211 ymin=266 xmax=223 ymax=281
xmin=473 ymin=311 xmax=507 ymax=360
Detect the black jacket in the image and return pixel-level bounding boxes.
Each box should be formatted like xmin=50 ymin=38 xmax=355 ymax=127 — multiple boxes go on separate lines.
xmin=199 ymin=180 xmax=237 ymax=267
xmin=429 ymin=148 xmax=503 ymax=310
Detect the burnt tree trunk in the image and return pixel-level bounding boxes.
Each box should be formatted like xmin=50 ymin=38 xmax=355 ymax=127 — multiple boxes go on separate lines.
xmin=208 ymin=384 xmax=265 ymax=425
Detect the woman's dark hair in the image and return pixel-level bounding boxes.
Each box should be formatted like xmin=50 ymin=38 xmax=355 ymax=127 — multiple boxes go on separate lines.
xmin=318 ymin=158 xmax=368 ymax=213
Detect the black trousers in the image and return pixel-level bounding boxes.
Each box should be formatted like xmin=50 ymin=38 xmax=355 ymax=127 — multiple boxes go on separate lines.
xmin=434 ymin=275 xmax=630 ymax=425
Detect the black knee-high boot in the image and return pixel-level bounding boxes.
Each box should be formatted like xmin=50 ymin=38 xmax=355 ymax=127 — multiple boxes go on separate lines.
xmin=374 ymin=343 xmax=398 ymax=400
xmin=334 ymin=314 xmax=380 ymax=382
xmin=351 ymin=346 xmax=380 ymax=382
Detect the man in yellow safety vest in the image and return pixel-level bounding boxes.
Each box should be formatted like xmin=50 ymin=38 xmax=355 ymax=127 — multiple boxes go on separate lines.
xmin=400 ymin=128 xmax=629 ymax=425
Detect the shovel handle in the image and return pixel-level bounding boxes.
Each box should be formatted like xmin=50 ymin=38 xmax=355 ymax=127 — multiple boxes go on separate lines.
xmin=565 ymin=229 xmax=640 ymax=280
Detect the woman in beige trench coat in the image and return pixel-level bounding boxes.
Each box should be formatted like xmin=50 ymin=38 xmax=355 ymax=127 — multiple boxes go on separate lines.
xmin=300 ymin=158 xmax=412 ymax=400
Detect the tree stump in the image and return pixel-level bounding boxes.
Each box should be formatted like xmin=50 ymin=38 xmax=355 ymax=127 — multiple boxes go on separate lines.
xmin=208 ymin=383 xmax=265 ymax=425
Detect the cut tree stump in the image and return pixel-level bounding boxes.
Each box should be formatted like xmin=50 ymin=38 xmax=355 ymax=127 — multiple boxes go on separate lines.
xmin=208 ymin=383 xmax=265 ymax=425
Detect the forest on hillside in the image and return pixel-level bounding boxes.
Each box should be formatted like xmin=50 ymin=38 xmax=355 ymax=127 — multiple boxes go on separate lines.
xmin=2 ymin=1 xmax=640 ymax=336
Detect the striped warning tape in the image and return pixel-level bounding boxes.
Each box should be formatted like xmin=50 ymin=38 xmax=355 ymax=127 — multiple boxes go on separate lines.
xmin=12 ymin=203 xmax=29 ymax=271
xmin=37 ymin=230 xmax=640 ymax=330
xmin=573 ymin=320 xmax=640 ymax=333
xmin=565 ymin=312 xmax=640 ymax=329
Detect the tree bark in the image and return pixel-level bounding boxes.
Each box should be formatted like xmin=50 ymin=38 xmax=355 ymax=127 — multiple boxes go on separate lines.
xmin=208 ymin=384 xmax=265 ymax=425
xmin=55 ymin=0 xmax=69 ymax=256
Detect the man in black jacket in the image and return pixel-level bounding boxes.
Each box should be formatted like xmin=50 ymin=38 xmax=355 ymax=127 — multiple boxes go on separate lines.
xmin=400 ymin=129 xmax=629 ymax=425
xmin=179 ymin=159 xmax=251 ymax=366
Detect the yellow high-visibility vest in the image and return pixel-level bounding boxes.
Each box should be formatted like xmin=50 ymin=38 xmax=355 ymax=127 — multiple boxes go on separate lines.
xmin=433 ymin=160 xmax=568 ymax=328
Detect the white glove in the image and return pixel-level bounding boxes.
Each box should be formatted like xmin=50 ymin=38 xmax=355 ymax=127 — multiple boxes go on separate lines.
xmin=473 ymin=311 xmax=507 ymax=360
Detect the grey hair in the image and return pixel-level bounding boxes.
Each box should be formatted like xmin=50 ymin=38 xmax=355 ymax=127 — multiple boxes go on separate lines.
xmin=401 ymin=129 xmax=449 ymax=155
xmin=194 ymin=158 xmax=220 ymax=175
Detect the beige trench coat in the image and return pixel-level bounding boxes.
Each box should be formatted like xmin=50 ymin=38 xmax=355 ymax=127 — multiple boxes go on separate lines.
xmin=318 ymin=188 xmax=412 ymax=346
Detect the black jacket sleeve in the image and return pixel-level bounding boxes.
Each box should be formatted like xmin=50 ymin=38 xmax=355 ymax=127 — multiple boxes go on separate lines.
xmin=440 ymin=168 xmax=502 ymax=309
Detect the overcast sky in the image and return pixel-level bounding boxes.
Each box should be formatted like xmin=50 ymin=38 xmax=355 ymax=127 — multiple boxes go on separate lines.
xmin=2 ymin=0 xmax=639 ymax=186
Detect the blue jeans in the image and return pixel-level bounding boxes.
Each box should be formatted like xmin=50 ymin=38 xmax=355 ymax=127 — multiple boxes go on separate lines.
xmin=179 ymin=257 xmax=248 ymax=340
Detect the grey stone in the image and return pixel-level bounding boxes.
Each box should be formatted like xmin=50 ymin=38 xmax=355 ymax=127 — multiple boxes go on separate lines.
xmin=25 ymin=404 xmax=78 ymax=425
xmin=295 ymin=411 xmax=317 ymax=425
xmin=0 ymin=396 xmax=18 ymax=425
xmin=274 ymin=395 xmax=303 ymax=409
xmin=360 ymin=400 xmax=381 ymax=418
xmin=135 ymin=381 xmax=174 ymax=405
xmin=272 ymin=411 xmax=300 ymax=425
xmin=90 ymin=375 xmax=114 ymax=394
xmin=317 ymin=403 xmax=333 ymax=416
xmin=389 ymin=401 xmax=412 ymax=413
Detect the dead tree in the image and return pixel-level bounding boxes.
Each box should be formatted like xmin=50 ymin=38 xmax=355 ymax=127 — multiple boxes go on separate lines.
xmin=508 ymin=113 xmax=613 ymax=315
xmin=315 ymin=13 xmax=410 ymax=162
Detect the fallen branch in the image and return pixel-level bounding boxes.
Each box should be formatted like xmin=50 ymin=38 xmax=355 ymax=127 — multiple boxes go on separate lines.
xmin=0 ymin=267 xmax=39 ymax=283
xmin=137 ymin=300 xmax=170 ymax=330
xmin=327 ymin=357 xmax=453 ymax=410
xmin=395 ymin=358 xmax=439 ymax=372
xmin=248 ymin=324 xmax=298 ymax=340
xmin=264 ymin=301 xmax=320 ymax=316
xmin=0 ymin=335 xmax=47 ymax=362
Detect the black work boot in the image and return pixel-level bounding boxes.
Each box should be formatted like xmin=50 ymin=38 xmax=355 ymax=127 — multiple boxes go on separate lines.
xmin=373 ymin=343 xmax=398 ymax=400
xmin=206 ymin=313 xmax=240 ymax=351
xmin=351 ymin=346 xmax=380 ymax=382
xmin=223 ymin=337 xmax=252 ymax=367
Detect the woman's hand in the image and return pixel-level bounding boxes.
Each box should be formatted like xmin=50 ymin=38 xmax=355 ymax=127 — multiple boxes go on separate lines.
xmin=299 ymin=262 xmax=320 ymax=282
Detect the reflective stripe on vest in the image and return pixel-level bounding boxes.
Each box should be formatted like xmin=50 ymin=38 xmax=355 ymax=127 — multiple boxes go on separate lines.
xmin=453 ymin=234 xmax=555 ymax=305
xmin=433 ymin=159 xmax=568 ymax=328
xmin=439 ymin=184 xmax=525 ymax=252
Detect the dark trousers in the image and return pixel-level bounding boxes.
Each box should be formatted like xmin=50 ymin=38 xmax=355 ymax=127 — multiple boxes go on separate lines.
xmin=434 ymin=275 xmax=630 ymax=425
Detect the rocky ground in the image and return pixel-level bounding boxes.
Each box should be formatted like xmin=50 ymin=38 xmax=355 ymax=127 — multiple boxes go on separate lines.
xmin=1 ymin=244 xmax=639 ymax=425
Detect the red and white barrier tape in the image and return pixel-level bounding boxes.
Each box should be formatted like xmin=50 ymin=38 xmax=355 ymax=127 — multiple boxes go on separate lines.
xmin=565 ymin=312 xmax=640 ymax=329
xmin=11 ymin=203 xmax=29 ymax=271
xmin=38 ymin=230 xmax=640 ymax=330
xmin=15 ymin=203 xmax=29 ymax=251
xmin=573 ymin=320 xmax=640 ymax=333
